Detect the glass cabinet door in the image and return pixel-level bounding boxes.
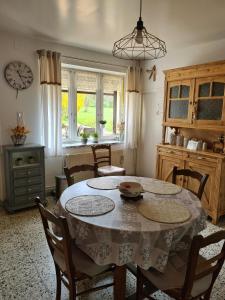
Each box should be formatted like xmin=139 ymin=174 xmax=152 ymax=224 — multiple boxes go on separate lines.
xmin=194 ymin=77 xmax=225 ymax=126
xmin=166 ymin=80 xmax=193 ymax=124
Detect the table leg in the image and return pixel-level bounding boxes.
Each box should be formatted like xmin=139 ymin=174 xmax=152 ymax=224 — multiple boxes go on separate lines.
xmin=114 ymin=265 xmax=126 ymax=300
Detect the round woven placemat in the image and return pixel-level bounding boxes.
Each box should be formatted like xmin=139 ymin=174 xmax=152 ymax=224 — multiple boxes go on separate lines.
xmin=143 ymin=181 xmax=182 ymax=195
xmin=87 ymin=177 xmax=120 ymax=190
xmin=138 ymin=199 xmax=191 ymax=224
xmin=65 ymin=195 xmax=115 ymax=216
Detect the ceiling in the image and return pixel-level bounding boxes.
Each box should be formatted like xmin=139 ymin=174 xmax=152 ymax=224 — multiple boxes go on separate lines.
xmin=0 ymin=0 xmax=225 ymax=53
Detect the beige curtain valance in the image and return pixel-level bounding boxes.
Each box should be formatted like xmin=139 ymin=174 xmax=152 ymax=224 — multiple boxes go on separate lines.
xmin=127 ymin=66 xmax=142 ymax=93
xmin=37 ymin=49 xmax=61 ymax=85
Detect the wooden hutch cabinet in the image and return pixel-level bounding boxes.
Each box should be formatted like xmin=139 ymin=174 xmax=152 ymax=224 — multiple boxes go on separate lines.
xmin=156 ymin=60 xmax=225 ymax=224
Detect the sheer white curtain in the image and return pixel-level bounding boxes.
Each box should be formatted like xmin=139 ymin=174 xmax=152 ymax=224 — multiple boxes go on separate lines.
xmin=124 ymin=66 xmax=143 ymax=175
xmin=37 ymin=50 xmax=62 ymax=156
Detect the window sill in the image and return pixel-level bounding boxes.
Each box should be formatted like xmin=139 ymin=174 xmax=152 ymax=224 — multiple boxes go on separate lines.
xmin=62 ymin=140 xmax=124 ymax=149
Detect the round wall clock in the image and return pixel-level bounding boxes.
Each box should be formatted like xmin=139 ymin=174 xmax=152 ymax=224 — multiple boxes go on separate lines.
xmin=4 ymin=61 xmax=33 ymax=91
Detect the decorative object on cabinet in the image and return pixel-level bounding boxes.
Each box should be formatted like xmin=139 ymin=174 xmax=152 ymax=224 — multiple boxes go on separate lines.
xmin=4 ymin=61 xmax=33 ymax=97
xmin=213 ymin=135 xmax=224 ymax=153
xmin=112 ymin=0 xmax=166 ymax=60
xmin=157 ymin=59 xmax=225 ymax=224
xmin=3 ymin=144 xmax=45 ymax=212
xmin=11 ymin=112 xmax=30 ymax=146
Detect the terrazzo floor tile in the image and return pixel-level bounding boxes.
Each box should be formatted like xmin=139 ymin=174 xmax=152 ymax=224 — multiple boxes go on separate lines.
xmin=0 ymin=199 xmax=225 ymax=299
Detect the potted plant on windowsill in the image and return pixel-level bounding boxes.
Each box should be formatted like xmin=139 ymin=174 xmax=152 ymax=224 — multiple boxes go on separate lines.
xmin=99 ymin=120 xmax=107 ymax=128
xmin=92 ymin=132 xmax=99 ymax=143
xmin=80 ymin=133 xmax=89 ymax=144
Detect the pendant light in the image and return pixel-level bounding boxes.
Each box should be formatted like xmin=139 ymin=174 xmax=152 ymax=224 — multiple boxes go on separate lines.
xmin=112 ymin=0 xmax=167 ymax=60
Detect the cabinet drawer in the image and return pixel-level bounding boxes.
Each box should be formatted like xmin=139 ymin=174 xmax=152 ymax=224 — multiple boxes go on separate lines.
xmin=158 ymin=148 xmax=183 ymax=158
xmin=14 ymin=192 xmax=44 ymax=206
xmin=14 ymin=176 xmax=42 ymax=187
xmin=14 ymin=184 xmax=42 ymax=196
xmin=13 ymin=167 xmax=41 ymax=179
xmin=27 ymin=168 xmax=41 ymax=177
xmin=14 ymin=169 xmax=27 ymax=178
xmin=185 ymin=153 xmax=217 ymax=164
xmin=27 ymin=184 xmax=42 ymax=194
xmin=14 ymin=186 xmax=27 ymax=196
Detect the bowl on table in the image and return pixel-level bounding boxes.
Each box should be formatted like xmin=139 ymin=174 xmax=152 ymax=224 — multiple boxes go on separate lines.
xmin=118 ymin=181 xmax=144 ymax=198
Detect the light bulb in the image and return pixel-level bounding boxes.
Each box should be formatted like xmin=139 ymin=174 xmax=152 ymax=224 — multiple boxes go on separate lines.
xmin=135 ymin=30 xmax=143 ymax=44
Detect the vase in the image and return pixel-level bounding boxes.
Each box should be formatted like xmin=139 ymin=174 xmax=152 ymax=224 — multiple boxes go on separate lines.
xmin=11 ymin=135 xmax=26 ymax=146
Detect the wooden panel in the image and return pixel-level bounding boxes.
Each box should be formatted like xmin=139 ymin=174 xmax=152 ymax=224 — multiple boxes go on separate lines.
xmin=185 ymin=161 xmax=218 ymax=220
xmin=157 ymin=154 xmax=184 ymax=185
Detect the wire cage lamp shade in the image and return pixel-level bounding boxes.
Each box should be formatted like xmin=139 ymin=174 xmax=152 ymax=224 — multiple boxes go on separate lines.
xmin=112 ymin=0 xmax=167 ymax=60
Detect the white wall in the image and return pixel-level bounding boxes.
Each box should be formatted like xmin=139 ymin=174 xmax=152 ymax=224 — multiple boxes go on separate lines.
xmin=0 ymin=31 xmax=128 ymax=201
xmin=138 ymin=38 xmax=225 ymax=178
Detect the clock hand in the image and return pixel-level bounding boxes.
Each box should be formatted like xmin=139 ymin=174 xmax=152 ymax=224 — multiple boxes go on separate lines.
xmin=17 ymin=70 xmax=25 ymax=86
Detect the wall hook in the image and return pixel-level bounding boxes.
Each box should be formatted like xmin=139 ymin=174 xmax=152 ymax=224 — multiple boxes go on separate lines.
xmin=146 ymin=65 xmax=156 ymax=81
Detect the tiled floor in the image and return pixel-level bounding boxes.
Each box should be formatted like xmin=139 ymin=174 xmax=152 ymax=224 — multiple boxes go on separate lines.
xmin=0 ymin=198 xmax=225 ymax=300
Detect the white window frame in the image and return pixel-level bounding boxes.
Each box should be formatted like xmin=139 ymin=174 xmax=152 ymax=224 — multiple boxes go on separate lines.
xmin=61 ymin=66 xmax=125 ymax=143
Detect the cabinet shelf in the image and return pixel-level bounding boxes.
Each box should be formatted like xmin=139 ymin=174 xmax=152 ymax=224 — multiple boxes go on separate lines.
xmin=13 ymin=163 xmax=40 ymax=169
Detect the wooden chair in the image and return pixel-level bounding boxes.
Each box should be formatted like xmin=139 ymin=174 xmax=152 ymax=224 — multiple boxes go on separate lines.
xmin=91 ymin=144 xmax=125 ymax=177
xmin=64 ymin=164 xmax=95 ymax=186
xmin=136 ymin=230 xmax=225 ymax=300
xmin=172 ymin=166 xmax=209 ymax=200
xmin=36 ymin=198 xmax=115 ymax=300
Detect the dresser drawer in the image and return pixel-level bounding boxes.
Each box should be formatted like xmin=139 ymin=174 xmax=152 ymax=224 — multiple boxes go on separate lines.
xmin=13 ymin=167 xmax=41 ymax=179
xmin=27 ymin=184 xmax=42 ymax=194
xmin=158 ymin=147 xmax=183 ymax=158
xmin=14 ymin=192 xmax=44 ymax=206
xmin=14 ymin=184 xmax=42 ymax=196
xmin=14 ymin=176 xmax=42 ymax=188
xmin=14 ymin=169 xmax=27 ymax=178
xmin=27 ymin=168 xmax=41 ymax=177
xmin=185 ymin=153 xmax=217 ymax=164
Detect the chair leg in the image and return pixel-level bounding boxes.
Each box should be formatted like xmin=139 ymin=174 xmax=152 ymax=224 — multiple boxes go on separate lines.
xmin=136 ymin=267 xmax=144 ymax=300
xmin=55 ymin=265 xmax=61 ymax=300
xmin=69 ymin=280 xmax=76 ymax=300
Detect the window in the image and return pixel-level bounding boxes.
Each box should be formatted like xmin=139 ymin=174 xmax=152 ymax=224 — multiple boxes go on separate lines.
xmin=61 ymin=68 xmax=125 ymax=142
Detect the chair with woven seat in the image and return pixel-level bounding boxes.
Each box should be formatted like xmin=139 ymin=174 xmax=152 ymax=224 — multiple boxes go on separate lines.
xmin=36 ymin=198 xmax=115 ymax=300
xmin=64 ymin=164 xmax=95 ymax=187
xmin=91 ymin=144 xmax=125 ymax=177
xmin=136 ymin=230 xmax=225 ymax=300
xmin=172 ymin=166 xmax=209 ymax=200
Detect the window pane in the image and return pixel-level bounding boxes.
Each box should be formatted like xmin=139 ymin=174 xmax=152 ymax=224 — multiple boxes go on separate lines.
xmin=197 ymin=99 xmax=223 ymax=120
xmin=170 ymin=86 xmax=179 ymax=98
xmin=76 ymin=71 xmax=97 ymax=92
xmin=61 ymin=90 xmax=69 ymax=140
xmin=77 ymin=93 xmax=96 ymax=135
xmin=198 ymin=83 xmax=210 ymax=97
xmin=103 ymin=94 xmax=114 ymax=136
xmin=62 ymin=70 xmax=69 ymax=89
xmin=180 ymin=85 xmax=190 ymax=98
xmin=212 ymin=82 xmax=225 ymax=96
xmin=103 ymin=75 xmax=123 ymax=137
xmin=169 ymin=100 xmax=189 ymax=119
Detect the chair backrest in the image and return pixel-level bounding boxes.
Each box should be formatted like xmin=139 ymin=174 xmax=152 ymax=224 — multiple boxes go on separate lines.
xmin=91 ymin=144 xmax=112 ymax=167
xmin=182 ymin=231 xmax=225 ymax=299
xmin=36 ymin=198 xmax=75 ymax=278
xmin=172 ymin=166 xmax=209 ymax=199
xmin=64 ymin=164 xmax=95 ymax=186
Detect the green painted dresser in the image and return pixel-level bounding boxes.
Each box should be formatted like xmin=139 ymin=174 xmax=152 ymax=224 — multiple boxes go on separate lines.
xmin=3 ymin=144 xmax=46 ymax=211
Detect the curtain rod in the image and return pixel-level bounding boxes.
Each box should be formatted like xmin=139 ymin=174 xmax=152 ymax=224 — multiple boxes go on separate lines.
xmin=62 ymin=55 xmax=129 ymax=69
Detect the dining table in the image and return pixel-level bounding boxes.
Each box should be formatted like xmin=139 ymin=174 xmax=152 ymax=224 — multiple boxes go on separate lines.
xmin=59 ymin=176 xmax=207 ymax=300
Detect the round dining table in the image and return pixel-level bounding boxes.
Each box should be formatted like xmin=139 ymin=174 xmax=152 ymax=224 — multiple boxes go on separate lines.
xmin=59 ymin=176 xmax=206 ymax=300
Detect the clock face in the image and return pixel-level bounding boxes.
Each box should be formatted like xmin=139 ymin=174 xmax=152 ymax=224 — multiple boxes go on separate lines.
xmin=4 ymin=61 xmax=33 ymax=90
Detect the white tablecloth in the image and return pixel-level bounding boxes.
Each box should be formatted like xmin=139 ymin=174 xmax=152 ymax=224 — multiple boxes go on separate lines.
xmin=59 ymin=176 xmax=206 ymax=272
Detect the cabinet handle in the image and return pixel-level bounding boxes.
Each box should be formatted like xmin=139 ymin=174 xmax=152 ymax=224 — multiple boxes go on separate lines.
xmin=28 ymin=188 xmax=32 ymax=192
xmin=197 ymin=156 xmax=205 ymax=160
xmin=168 ymin=151 xmax=174 ymax=154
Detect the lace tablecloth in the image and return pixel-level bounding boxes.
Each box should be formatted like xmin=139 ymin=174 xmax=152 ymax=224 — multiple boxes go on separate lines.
xmin=59 ymin=176 xmax=206 ymax=272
